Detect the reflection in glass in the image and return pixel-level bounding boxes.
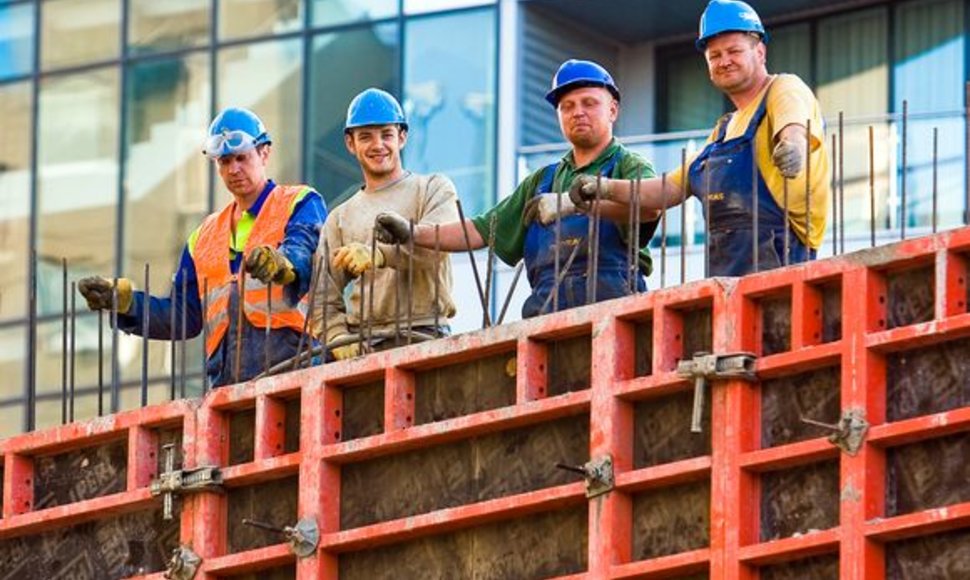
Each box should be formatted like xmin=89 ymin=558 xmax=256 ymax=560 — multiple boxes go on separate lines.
xmin=404 ymin=0 xmax=492 ymax=15
xmin=312 ymin=0 xmax=395 ymax=28
xmin=129 ymin=0 xmax=211 ymax=56
xmin=37 ymin=69 xmax=119 ymax=317
xmin=0 ymin=325 xmax=25 ymax=437
xmin=0 ymin=82 xmax=31 ymax=321
xmin=221 ymin=0 xmax=302 ymax=40
xmin=217 ymin=38 xmax=303 ymax=206
xmin=404 ymin=8 xmax=497 ymax=214
xmin=123 ymin=54 xmax=210 ymax=389
xmin=0 ymin=3 xmax=34 ymax=80
xmin=41 ymin=0 xmax=120 ymax=70
xmin=307 ymin=23 xmax=398 ymax=205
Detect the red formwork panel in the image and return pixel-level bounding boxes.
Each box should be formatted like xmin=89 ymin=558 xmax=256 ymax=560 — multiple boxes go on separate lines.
xmin=3 ymin=228 xmax=970 ymax=579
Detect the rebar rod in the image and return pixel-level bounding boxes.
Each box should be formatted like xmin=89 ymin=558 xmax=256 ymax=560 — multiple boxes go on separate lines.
xmin=69 ymin=281 xmax=76 ymax=422
xmin=704 ymin=161 xmax=711 ymax=277
xmin=553 ymin=191 xmax=562 ymax=312
xmin=455 ymin=199 xmax=490 ymax=325
xmin=97 ymin=309 xmax=104 ymax=416
xmin=141 ymin=263 xmax=149 ymax=407
xmin=407 ymin=219 xmax=415 ymax=343
xmin=901 ymin=100 xmax=908 ymax=240
xmin=680 ymin=149 xmax=687 ymax=285
xmin=869 ymin=125 xmax=876 ymax=247
xmin=933 ymin=127 xmax=939 ymax=233
xmin=839 ymin=112 xmax=845 ymax=254
xmin=590 ymin=177 xmax=602 ymax=304
xmin=752 ymin=147 xmax=759 ymax=272
xmin=61 ymin=258 xmax=68 ymax=424
xmin=805 ymin=119 xmax=812 ymax=258
xmin=433 ymin=224 xmax=441 ymax=332
xmin=497 ymin=260 xmax=524 ymax=326
xmin=180 ymin=270 xmax=187 ymax=397
xmin=234 ymin=266 xmax=245 ymax=384
xmin=783 ymin=178 xmax=790 ymax=266
xmin=171 ymin=278 xmax=178 ymax=398
xmin=367 ymin=225 xmax=377 ymax=347
xmin=831 ymin=133 xmax=838 ymax=256
xmin=264 ymin=280 xmax=272 ymax=375
xmin=627 ymin=177 xmax=636 ymax=293
xmin=660 ymin=173 xmax=667 ymax=288
xmin=110 ymin=278 xmax=120 ymax=413
xmin=201 ymin=278 xmax=208 ymax=391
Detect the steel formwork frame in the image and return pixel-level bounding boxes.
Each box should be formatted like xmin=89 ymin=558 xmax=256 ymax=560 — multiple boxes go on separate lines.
xmin=4 ymin=229 xmax=970 ymax=579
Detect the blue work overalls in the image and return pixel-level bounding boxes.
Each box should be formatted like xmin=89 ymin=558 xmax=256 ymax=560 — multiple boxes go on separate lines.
xmin=521 ymin=152 xmax=646 ymax=318
xmin=688 ymin=87 xmax=815 ymax=276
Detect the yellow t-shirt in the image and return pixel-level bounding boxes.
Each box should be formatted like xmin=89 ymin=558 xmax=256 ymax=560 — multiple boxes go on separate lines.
xmin=668 ymin=74 xmax=830 ymax=249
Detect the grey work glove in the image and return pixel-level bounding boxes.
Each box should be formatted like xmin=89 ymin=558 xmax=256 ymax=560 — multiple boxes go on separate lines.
xmin=374 ymin=211 xmax=412 ymax=245
xmin=771 ymin=137 xmax=807 ymax=179
xmin=567 ymin=174 xmax=612 ymax=212
xmin=522 ymin=193 xmax=578 ymax=226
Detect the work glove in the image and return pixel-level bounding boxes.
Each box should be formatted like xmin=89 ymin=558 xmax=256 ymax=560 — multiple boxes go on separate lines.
xmin=244 ymin=244 xmax=296 ymax=286
xmin=329 ymin=335 xmax=362 ymax=361
xmin=568 ymin=174 xmax=612 ymax=211
xmin=771 ymin=137 xmax=807 ymax=179
xmin=374 ymin=211 xmax=412 ymax=245
xmin=78 ymin=277 xmax=134 ymax=314
xmin=332 ymin=242 xmax=384 ymax=277
xmin=522 ymin=193 xmax=578 ymax=226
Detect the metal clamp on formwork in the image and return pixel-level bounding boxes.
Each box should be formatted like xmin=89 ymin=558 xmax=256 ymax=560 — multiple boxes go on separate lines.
xmin=164 ymin=546 xmax=201 ymax=580
xmin=555 ymin=455 xmax=614 ymax=499
xmin=801 ymin=409 xmax=869 ymax=455
xmin=677 ymin=352 xmax=757 ymax=433
xmin=242 ymin=517 xmax=321 ymax=558
xmin=150 ymin=443 xmax=224 ymax=520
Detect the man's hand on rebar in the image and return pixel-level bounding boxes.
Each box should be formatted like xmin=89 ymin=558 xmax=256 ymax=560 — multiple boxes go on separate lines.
xmin=374 ymin=212 xmax=411 ymax=244
xmin=244 ymin=245 xmax=296 ymax=285
xmin=523 ymin=193 xmax=578 ymax=226
xmin=772 ymin=130 xmax=807 ymax=179
xmin=78 ymin=277 xmax=134 ymax=314
xmin=328 ymin=335 xmax=361 ymax=361
xmin=331 ymin=242 xmax=384 ymax=277
xmin=568 ymin=174 xmax=612 ymax=211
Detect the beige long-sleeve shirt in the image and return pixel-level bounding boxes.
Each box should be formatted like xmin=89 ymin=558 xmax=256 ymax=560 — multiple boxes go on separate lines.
xmin=313 ymin=172 xmax=459 ymax=344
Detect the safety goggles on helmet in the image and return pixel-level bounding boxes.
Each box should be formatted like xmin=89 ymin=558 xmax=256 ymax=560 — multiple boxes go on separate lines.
xmin=202 ymin=130 xmax=260 ymax=159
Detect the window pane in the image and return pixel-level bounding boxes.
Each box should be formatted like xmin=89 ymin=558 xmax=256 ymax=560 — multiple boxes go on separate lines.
xmin=769 ymin=22 xmax=811 ymax=84
xmin=0 ymin=82 xmax=31 ymax=321
xmin=37 ymin=69 xmax=119 ymax=317
xmin=217 ymin=38 xmax=302 ymax=207
xmin=403 ymin=8 xmax=497 ymax=215
xmin=658 ymin=45 xmax=723 ymax=132
xmin=307 ymin=23 xmax=399 ymax=206
xmin=0 ymin=324 xmax=25 ymax=437
xmin=404 ymin=0 xmax=492 ymax=15
xmin=312 ymin=0 xmax=396 ymax=28
xmin=41 ymin=0 xmax=119 ymax=70
xmin=816 ymin=7 xmax=888 ymax=117
xmin=220 ymin=0 xmax=302 ymax=41
xmin=124 ymin=54 xmax=210 ymax=390
xmin=129 ymin=0 xmax=211 ymax=56
xmin=0 ymin=3 xmax=34 ymax=80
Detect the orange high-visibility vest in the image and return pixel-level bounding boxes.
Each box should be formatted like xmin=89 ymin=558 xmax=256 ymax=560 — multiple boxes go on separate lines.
xmin=193 ymin=184 xmax=310 ymax=356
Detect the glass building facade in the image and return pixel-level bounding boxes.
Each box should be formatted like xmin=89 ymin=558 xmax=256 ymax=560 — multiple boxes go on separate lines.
xmin=1 ymin=0 xmax=967 ymax=436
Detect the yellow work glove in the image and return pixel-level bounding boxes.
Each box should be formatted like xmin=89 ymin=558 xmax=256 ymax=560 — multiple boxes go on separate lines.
xmin=329 ymin=335 xmax=362 ymax=361
xmin=78 ymin=277 xmax=134 ymax=314
xmin=244 ymin=244 xmax=296 ymax=285
xmin=331 ymin=242 xmax=384 ymax=277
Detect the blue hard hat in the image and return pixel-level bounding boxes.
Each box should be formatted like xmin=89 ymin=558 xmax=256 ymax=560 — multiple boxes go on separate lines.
xmin=696 ymin=0 xmax=768 ymax=51
xmin=545 ymin=59 xmax=621 ymax=107
xmin=344 ymin=88 xmax=408 ymax=133
xmin=203 ymin=107 xmax=271 ymax=158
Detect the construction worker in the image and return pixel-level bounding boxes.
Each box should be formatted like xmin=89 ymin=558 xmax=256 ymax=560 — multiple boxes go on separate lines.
xmin=316 ymin=88 xmax=458 ymax=360
xmin=374 ymin=59 xmax=659 ymax=319
xmin=78 ymin=107 xmax=327 ymax=388
xmin=570 ymin=0 xmax=829 ymax=276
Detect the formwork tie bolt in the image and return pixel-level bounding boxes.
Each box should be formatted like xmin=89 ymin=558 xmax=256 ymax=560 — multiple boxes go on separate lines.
xmin=800 ymin=409 xmax=869 ymax=455
xmin=163 ymin=546 xmax=201 ymax=580
xmin=242 ymin=517 xmax=320 ymax=558
xmin=676 ymin=352 xmax=758 ymax=433
xmin=555 ymin=455 xmax=614 ymax=499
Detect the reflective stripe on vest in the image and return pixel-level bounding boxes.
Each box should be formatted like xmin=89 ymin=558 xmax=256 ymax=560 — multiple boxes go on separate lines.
xmin=193 ymin=184 xmax=312 ymax=356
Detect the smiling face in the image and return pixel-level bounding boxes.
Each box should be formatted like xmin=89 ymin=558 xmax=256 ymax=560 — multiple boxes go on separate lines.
xmin=704 ymin=32 xmax=767 ymax=96
xmin=344 ymin=124 xmax=407 ymax=185
xmin=556 ymin=86 xmax=618 ymax=152
xmin=216 ymin=145 xmax=270 ymax=202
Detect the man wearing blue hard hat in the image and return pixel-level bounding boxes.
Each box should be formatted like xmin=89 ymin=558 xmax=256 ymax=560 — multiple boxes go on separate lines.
xmin=78 ymin=107 xmax=327 ymax=388
xmin=374 ymin=60 xmax=659 ymax=318
xmin=313 ymin=88 xmax=459 ymax=360
xmin=571 ymin=0 xmax=829 ymax=276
